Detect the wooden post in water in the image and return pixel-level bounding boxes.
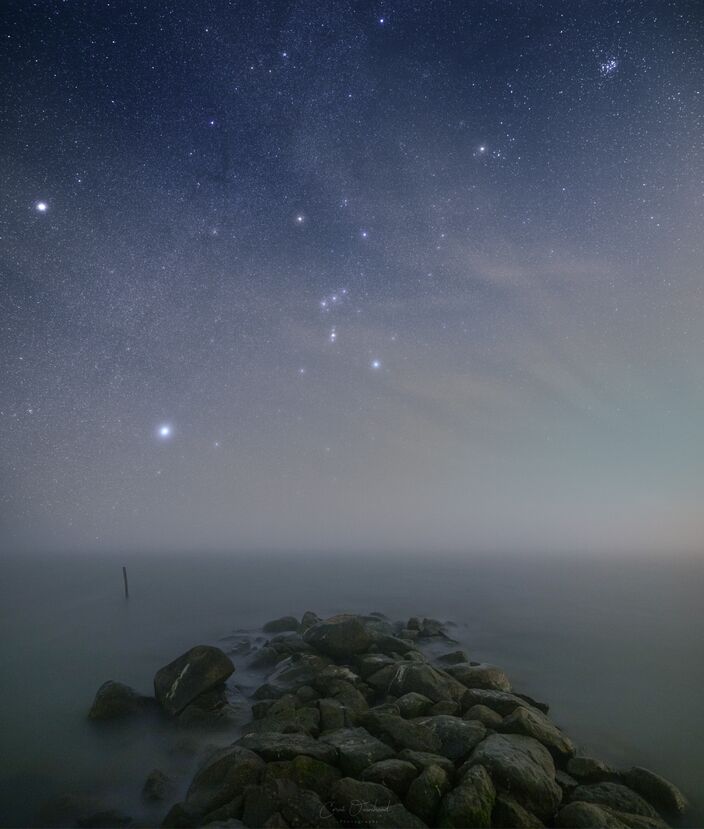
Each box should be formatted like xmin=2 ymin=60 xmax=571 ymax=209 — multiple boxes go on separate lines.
xmin=122 ymin=566 xmax=129 ymax=599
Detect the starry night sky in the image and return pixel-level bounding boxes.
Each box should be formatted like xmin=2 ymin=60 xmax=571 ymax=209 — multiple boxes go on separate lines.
xmin=1 ymin=1 xmax=703 ymax=555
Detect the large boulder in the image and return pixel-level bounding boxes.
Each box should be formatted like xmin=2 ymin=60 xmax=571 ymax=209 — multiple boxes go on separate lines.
xmin=88 ymin=680 xmax=151 ymax=720
xmin=445 ymin=663 xmax=512 ymax=692
xmin=241 ymin=778 xmax=336 ymax=828
xmin=367 ymin=662 xmax=465 ymax=703
xmin=568 ymin=783 xmax=662 ymax=819
xmin=437 ymin=764 xmax=496 ymax=828
xmin=501 ymin=706 xmax=575 ymax=761
xmin=624 ymin=766 xmax=688 ymax=815
xmin=262 ymin=616 xmax=299 ymax=634
xmin=404 ymin=763 xmax=450 ymax=824
xmin=567 ymin=755 xmax=620 ymax=783
xmin=464 ymin=733 xmax=562 ymax=819
xmin=362 ymin=710 xmax=442 ymax=753
xmin=463 ymin=704 xmax=503 ymax=729
xmin=252 ymin=653 xmax=331 ymax=699
xmin=302 ymin=615 xmax=372 ymax=659
xmin=330 ymin=777 xmax=426 ymax=828
xmin=360 ymin=759 xmax=419 ymax=795
xmin=414 ymin=715 xmax=486 ymax=761
xmin=461 ymin=688 xmax=542 ymax=716
xmin=184 ymin=746 xmax=264 ymax=816
xmin=154 ymin=646 xmax=234 ymax=716
xmin=397 ymin=692 xmax=433 ymax=718
xmin=319 ymin=727 xmax=395 ymax=776
xmin=237 ymin=731 xmax=337 ymax=764
xmin=556 ymin=800 xmax=668 ymax=829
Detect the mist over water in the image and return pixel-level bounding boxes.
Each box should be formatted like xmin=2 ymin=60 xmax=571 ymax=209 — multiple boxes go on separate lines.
xmin=1 ymin=551 xmax=702 ymax=827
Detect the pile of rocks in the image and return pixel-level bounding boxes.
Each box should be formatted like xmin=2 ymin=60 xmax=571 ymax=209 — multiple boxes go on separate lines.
xmin=86 ymin=612 xmax=688 ymax=828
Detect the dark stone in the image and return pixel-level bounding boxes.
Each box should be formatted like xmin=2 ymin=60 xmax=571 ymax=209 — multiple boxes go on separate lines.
xmin=261 ymin=755 xmax=341 ymax=800
xmin=367 ymin=662 xmax=465 ymax=703
xmin=445 ymin=663 xmax=512 ymax=692
xmin=437 ymin=764 xmax=495 ymax=828
xmin=556 ymin=801 xmax=668 ymax=829
xmin=185 ymin=746 xmax=264 ymax=816
xmin=362 ymin=710 xmax=442 ymax=753
xmin=302 ymin=615 xmax=372 ymax=659
xmin=396 ymin=692 xmax=433 ymax=718
xmin=404 ymin=763 xmax=450 ymax=824
xmin=318 ymin=726 xmax=395 ymax=776
xmin=88 ymin=681 xmax=151 ymax=720
xmin=492 ymin=793 xmax=544 ymax=828
xmin=429 ymin=699 xmax=460 ymax=716
xmin=248 ymin=647 xmax=279 ymax=669
xmin=360 ymin=759 xmax=419 ymax=795
xmin=414 ymin=714 xmax=486 ymax=761
xmin=436 ymin=651 xmax=469 ymax=666
xmin=396 ymin=749 xmax=456 ymax=779
xmin=463 ymin=704 xmax=503 ymax=729
xmin=463 ymin=733 xmax=562 ymax=819
xmin=567 ymin=755 xmax=620 ymax=783
xmin=500 ymin=706 xmax=575 ymax=761
xmin=267 ymin=633 xmax=315 ymax=658
xmin=330 ymin=777 xmax=426 ymax=828
xmin=355 ymin=653 xmax=397 ymax=679
xmin=253 ymin=654 xmax=331 ymax=700
xmin=237 ymin=731 xmax=338 ymax=764
xmin=461 ymin=688 xmax=543 ymax=717
xmin=299 ymin=610 xmax=321 ymax=631
xmin=154 ymin=646 xmax=235 ymax=716
xmin=263 ymin=616 xmax=300 ymax=634
xmin=624 ymin=766 xmax=688 ymax=815
xmin=568 ymin=783 xmax=661 ymax=819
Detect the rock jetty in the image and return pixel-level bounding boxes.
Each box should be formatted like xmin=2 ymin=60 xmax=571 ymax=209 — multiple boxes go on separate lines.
xmin=80 ymin=612 xmax=688 ymax=828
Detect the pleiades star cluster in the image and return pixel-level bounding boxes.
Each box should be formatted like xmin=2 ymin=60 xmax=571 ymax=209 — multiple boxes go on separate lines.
xmin=1 ymin=1 xmax=703 ymax=553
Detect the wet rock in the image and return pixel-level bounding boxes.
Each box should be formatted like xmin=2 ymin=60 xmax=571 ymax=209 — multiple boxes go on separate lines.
xmin=184 ymin=746 xmax=264 ymax=816
xmin=302 ymin=614 xmax=372 ymax=659
xmin=295 ymin=685 xmax=318 ymax=704
xmin=88 ymin=681 xmax=151 ymax=720
xmin=404 ymin=763 xmax=450 ymax=824
xmin=437 ymin=764 xmax=495 ymax=828
xmin=624 ymin=766 xmax=688 ymax=815
xmin=299 ymin=610 xmax=321 ymax=631
xmin=253 ymin=653 xmax=331 ymax=700
xmin=318 ymin=697 xmax=348 ymax=732
xmin=248 ymin=646 xmax=279 ymax=669
xmin=238 ymin=731 xmax=338 ymax=764
xmin=463 ymin=704 xmax=503 ymax=729
xmin=515 ymin=692 xmax=550 ymax=715
xmin=396 ymin=749 xmax=456 ymax=778
xmin=243 ymin=778 xmax=336 ymax=828
xmin=367 ymin=662 xmax=465 ymax=703
xmin=142 ymin=769 xmax=176 ymax=803
xmin=261 ymin=755 xmax=341 ymax=800
xmin=241 ymin=703 xmax=320 ymax=737
xmin=568 ymin=782 xmax=661 ymax=819
xmin=555 ymin=800 xmax=668 ymax=829
xmin=492 ymin=793 xmax=544 ymax=828
xmin=330 ymin=777 xmax=426 ymax=828
xmin=501 ymin=706 xmax=575 ymax=761
xmin=414 ymin=715 xmax=486 ymax=761
xmin=319 ymin=726 xmax=394 ymax=776
xmin=429 ymin=699 xmax=460 ymax=716
xmin=154 ymin=646 xmax=235 ymax=716
xmin=360 ymin=758 xmax=419 ymax=795
xmin=567 ymin=755 xmax=620 ymax=783
xmin=396 ymin=692 xmax=433 ymax=718
xmin=461 ymin=688 xmax=544 ymax=716
xmin=76 ymin=809 xmax=132 ymax=827
xmin=436 ymin=650 xmax=469 ymax=665
xmin=177 ymin=687 xmax=246 ymax=729
xmin=556 ymin=769 xmax=579 ymax=793
xmin=445 ymin=663 xmax=512 ymax=692
xmin=355 ymin=652 xmax=398 ymax=679
xmin=463 ymin=733 xmax=562 ymax=819
xmin=263 ymin=616 xmax=299 ymax=634
xmin=368 ymin=632 xmax=419 ymax=656
xmin=362 ymin=710 xmax=442 ymax=753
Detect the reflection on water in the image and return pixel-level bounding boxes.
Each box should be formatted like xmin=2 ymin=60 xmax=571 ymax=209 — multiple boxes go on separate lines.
xmin=1 ymin=552 xmax=702 ymax=826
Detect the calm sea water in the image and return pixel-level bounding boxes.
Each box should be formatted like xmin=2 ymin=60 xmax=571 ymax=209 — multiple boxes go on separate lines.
xmin=1 ymin=552 xmax=702 ymax=827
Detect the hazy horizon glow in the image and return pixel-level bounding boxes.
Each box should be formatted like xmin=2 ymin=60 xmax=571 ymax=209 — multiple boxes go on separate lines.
xmin=1 ymin=2 xmax=703 ymax=555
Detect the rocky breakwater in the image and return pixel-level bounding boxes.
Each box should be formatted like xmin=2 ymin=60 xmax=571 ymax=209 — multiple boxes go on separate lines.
xmin=81 ymin=612 xmax=689 ymax=829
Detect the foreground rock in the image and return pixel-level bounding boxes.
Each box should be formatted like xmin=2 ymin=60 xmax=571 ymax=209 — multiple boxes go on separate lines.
xmin=154 ymin=646 xmax=235 ymax=716
xmin=88 ymin=680 xmax=152 ymax=720
xmin=82 ymin=611 xmax=690 ymax=829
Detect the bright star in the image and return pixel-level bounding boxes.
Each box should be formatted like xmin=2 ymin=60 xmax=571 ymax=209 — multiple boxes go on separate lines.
xmin=296 ymin=214 xmax=305 ymax=224
xmin=371 ymin=359 xmax=381 ymax=370
xmin=35 ymin=201 xmax=48 ymax=212
xmin=157 ymin=424 xmax=173 ymax=440
xmin=599 ymin=57 xmax=619 ymax=78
